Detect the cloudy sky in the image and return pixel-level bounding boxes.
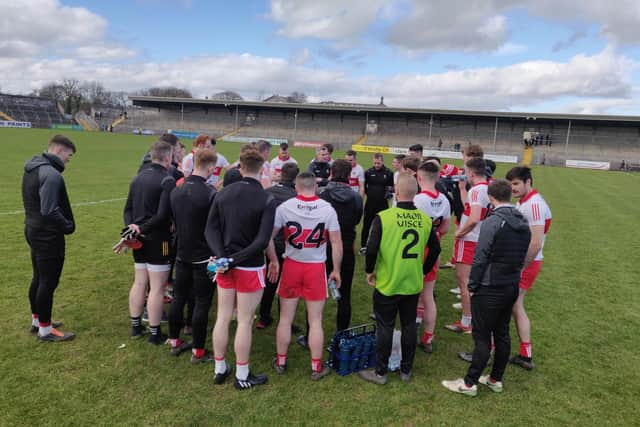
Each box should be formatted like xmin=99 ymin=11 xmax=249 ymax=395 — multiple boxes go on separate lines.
xmin=1 ymin=0 xmax=640 ymax=114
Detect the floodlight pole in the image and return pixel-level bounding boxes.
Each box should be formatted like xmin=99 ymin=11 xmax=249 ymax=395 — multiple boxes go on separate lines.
xmin=234 ymin=105 xmax=239 ymax=130
xmin=428 ymin=114 xmax=433 ymax=144
xmin=493 ymin=117 xmax=498 ymax=152
xmin=293 ymin=108 xmax=298 ymax=140
xmin=565 ymin=120 xmax=572 ymax=155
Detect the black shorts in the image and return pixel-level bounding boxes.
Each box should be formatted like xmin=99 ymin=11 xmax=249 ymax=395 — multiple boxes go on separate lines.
xmin=133 ymin=233 xmax=172 ymax=266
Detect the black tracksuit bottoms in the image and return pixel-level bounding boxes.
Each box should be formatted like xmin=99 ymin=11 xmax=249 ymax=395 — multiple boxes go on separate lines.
xmin=361 ymin=201 xmax=387 ymax=248
xmin=373 ymin=289 xmax=419 ymax=376
xmin=465 ymin=285 xmax=518 ymax=385
xmin=26 ymin=227 xmax=65 ymax=325
xmin=169 ymin=260 xmax=215 ymax=349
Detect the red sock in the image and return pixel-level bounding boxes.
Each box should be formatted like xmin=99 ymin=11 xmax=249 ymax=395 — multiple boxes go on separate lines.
xmin=277 ymin=353 xmax=287 ymax=366
xmin=520 ymin=342 xmax=532 ymax=358
xmin=192 ymin=348 xmax=205 ymax=358
xmin=311 ymin=358 xmax=322 ymax=372
xmin=416 ymin=307 xmax=424 ymax=318
xmin=421 ymin=332 xmax=433 ymax=345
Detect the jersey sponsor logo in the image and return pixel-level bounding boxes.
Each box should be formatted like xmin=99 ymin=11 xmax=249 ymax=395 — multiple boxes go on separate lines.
xmin=395 ymin=211 xmax=424 ymax=228
xmin=296 ymin=203 xmax=318 ymax=212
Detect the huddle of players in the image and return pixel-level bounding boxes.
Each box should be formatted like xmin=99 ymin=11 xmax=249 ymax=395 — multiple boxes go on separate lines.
xmin=121 ymin=134 xmax=550 ymax=390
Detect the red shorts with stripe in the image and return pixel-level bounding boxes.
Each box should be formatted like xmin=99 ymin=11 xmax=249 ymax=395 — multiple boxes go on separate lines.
xmin=453 ymin=239 xmax=476 ymax=265
xmin=424 ymin=260 xmax=439 ymax=282
xmin=519 ymin=260 xmax=542 ymax=291
xmin=216 ymin=266 xmax=266 ymax=293
xmin=277 ymin=259 xmax=327 ymax=301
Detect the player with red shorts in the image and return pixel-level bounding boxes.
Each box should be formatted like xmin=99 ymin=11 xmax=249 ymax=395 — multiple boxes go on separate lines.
xmin=271 ymin=172 xmax=342 ymax=380
xmin=205 ymin=145 xmax=279 ymax=390
xmin=415 ymin=161 xmax=451 ymax=352
xmin=507 ymin=166 xmax=552 ymax=370
xmin=445 ymin=157 xmax=491 ymax=334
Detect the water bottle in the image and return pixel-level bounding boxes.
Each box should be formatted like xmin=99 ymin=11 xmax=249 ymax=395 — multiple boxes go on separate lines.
xmin=350 ymin=336 xmax=363 ymax=372
xmin=338 ymin=338 xmax=351 ymax=374
xmin=207 ymin=257 xmax=233 ymax=273
xmin=359 ymin=335 xmax=372 ymax=369
xmin=328 ymin=279 xmax=341 ymax=301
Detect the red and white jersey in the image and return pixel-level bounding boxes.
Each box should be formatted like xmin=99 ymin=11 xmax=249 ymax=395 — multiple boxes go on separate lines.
xmin=274 ymin=195 xmax=340 ymax=263
xmin=270 ymin=155 xmax=298 ymax=174
xmin=460 ymin=182 xmax=491 ymax=242
xmin=349 ymin=164 xmax=365 ymax=192
xmin=181 ymin=151 xmax=196 ymax=177
xmin=205 ymin=153 xmax=230 ymax=187
xmin=261 ymin=161 xmax=270 ymax=181
xmin=517 ymin=189 xmax=552 ymax=260
xmin=414 ymin=190 xmax=451 ymax=238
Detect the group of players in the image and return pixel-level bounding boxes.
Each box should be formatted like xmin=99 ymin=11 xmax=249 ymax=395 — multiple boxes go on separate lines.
xmin=24 ymin=131 xmax=550 ymax=393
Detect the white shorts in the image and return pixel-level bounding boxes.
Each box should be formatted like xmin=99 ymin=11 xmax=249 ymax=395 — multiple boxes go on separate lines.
xmin=134 ymin=262 xmax=171 ymax=273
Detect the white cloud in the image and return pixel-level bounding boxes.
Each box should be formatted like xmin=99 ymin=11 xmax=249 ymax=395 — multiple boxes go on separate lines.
xmin=269 ymin=0 xmax=388 ymax=40
xmin=1 ymin=48 xmax=634 ymax=113
xmin=0 ymin=0 xmax=134 ymax=60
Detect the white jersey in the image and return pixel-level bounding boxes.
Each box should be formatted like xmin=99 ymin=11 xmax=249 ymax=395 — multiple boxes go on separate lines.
xmin=460 ymin=182 xmax=491 ymax=243
xmin=517 ymin=189 xmax=552 ymax=260
xmin=414 ymin=190 xmax=451 ymax=238
xmin=349 ymin=164 xmax=365 ymax=192
xmin=205 ymin=153 xmax=229 ymax=187
xmin=270 ymin=155 xmax=298 ymax=174
xmin=274 ymin=195 xmax=340 ymax=263
xmin=181 ymin=151 xmax=196 ymax=177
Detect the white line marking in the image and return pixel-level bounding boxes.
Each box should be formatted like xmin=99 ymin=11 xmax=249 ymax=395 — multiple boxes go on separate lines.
xmin=0 ymin=197 xmax=126 ymax=216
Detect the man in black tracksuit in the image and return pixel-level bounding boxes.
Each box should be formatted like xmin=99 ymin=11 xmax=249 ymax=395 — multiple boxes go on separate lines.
xmin=123 ymin=141 xmax=175 ymax=344
xmin=442 ymin=180 xmax=531 ymax=396
xmin=22 ymin=135 xmax=77 ymax=342
xmin=205 ymin=146 xmax=278 ymax=390
xmin=138 ymin=133 xmax=184 ymax=181
xmin=361 ymin=153 xmax=393 ymax=252
xmin=167 ymin=149 xmax=218 ymax=362
xmin=308 ymin=147 xmax=331 ymax=190
xmin=321 ymin=159 xmax=363 ymax=331
xmin=257 ymin=163 xmax=299 ymax=329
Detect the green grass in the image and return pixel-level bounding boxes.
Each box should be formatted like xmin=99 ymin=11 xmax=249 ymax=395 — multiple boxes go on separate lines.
xmin=1 ymin=128 xmax=638 ymax=426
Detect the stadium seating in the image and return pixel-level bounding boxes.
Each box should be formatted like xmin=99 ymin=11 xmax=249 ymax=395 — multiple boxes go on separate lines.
xmin=122 ymin=103 xmax=640 ymax=165
xmin=0 ymin=94 xmax=72 ymax=128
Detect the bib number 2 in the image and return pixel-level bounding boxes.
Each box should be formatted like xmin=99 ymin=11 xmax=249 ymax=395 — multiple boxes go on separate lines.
xmin=401 ymin=229 xmax=419 ymax=259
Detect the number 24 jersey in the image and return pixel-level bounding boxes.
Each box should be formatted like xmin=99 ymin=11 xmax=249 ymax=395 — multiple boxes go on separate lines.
xmin=274 ymin=195 xmax=341 ymax=263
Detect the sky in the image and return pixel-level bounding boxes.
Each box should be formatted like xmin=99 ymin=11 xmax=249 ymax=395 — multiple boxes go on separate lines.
xmin=1 ymin=0 xmax=640 ymax=115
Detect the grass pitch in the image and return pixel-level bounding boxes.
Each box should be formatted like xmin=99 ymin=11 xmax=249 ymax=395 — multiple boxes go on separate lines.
xmin=0 ymin=128 xmax=638 ymax=426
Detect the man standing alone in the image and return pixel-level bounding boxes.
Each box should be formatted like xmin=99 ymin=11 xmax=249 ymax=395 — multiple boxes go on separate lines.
xmin=23 ymin=135 xmax=77 ymax=341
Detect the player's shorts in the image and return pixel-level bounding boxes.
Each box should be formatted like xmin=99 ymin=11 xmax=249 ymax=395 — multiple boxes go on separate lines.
xmin=277 ymin=259 xmax=327 ymax=301
xmin=454 ymin=239 xmax=476 ymax=265
xmin=519 ymin=260 xmax=543 ymax=291
xmin=133 ymin=233 xmax=172 ymax=268
xmin=424 ymin=260 xmax=439 ymax=282
xmin=216 ymin=266 xmax=266 ymax=293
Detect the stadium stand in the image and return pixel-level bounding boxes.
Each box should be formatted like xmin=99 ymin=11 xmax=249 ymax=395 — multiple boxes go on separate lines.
xmin=0 ymin=94 xmax=72 ymax=128
xmin=126 ymin=96 xmax=640 ymax=167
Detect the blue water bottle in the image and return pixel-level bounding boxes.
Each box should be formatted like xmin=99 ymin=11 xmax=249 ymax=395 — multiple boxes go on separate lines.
xmin=328 ymin=279 xmax=341 ymax=301
xmin=338 ymin=338 xmax=351 ymax=374
xmin=359 ymin=335 xmax=372 ymax=369
xmin=350 ymin=336 xmax=363 ymax=372
xmin=207 ymin=257 xmax=233 ymax=273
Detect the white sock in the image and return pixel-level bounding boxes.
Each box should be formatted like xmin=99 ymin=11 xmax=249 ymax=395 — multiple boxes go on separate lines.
xmin=214 ymin=358 xmax=227 ymax=374
xmin=32 ymin=316 xmax=39 ymax=327
xmin=39 ymin=324 xmax=52 ymax=336
xmin=461 ymin=316 xmax=472 ymax=328
xmin=236 ymin=363 xmax=249 ymax=380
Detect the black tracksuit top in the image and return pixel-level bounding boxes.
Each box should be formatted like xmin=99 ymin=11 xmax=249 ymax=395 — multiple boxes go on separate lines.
xmin=364 ymin=166 xmax=394 ymax=204
xmin=205 ymin=177 xmax=277 ymax=268
xmin=123 ymin=163 xmax=175 ymax=235
xmin=170 ymin=175 xmax=216 ymax=263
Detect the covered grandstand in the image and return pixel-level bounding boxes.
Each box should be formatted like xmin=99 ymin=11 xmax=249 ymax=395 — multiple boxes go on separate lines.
xmin=0 ymin=94 xmax=73 ymax=128
xmin=126 ymin=96 xmax=640 ymax=166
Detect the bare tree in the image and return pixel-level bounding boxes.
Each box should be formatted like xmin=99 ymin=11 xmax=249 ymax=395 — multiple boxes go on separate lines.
xmin=211 ymin=90 xmax=243 ymax=101
xmin=137 ymin=87 xmax=193 ymax=98
xmin=287 ymin=91 xmax=307 ymax=103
